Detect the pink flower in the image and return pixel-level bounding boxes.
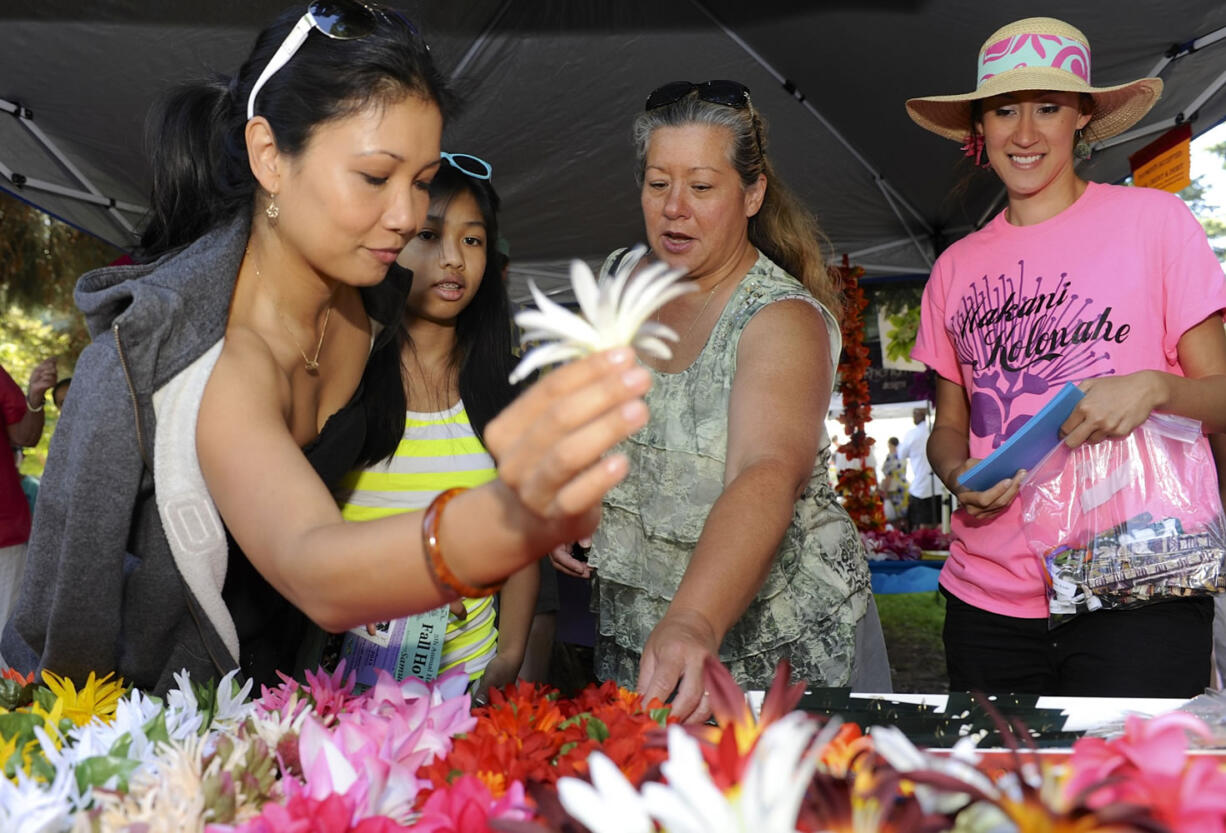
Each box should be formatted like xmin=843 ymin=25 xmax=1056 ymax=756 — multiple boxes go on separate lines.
xmin=354 ymin=669 xmax=476 ymax=763
xmin=208 ymin=792 xmax=408 ymax=833
xmin=289 ymin=713 xmax=426 ymax=825
xmin=258 ymin=671 xmax=308 ymax=720
xmin=287 ymin=667 xmax=480 ymax=825
xmin=413 ymin=776 xmax=534 ymax=833
xmin=1066 ymin=712 xmax=1226 ymax=833
xmin=304 ymin=661 xmax=363 ymax=721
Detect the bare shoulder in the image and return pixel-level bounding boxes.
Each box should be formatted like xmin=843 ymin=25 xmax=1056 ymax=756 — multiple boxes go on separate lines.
xmin=738 ymin=297 xmax=830 ymax=364
xmin=203 ymin=325 xmax=291 ymax=422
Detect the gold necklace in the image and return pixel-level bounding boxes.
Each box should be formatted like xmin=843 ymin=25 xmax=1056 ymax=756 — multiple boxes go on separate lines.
xmin=677 ymin=272 xmax=733 ymax=342
xmin=250 ymin=251 xmax=333 ymax=372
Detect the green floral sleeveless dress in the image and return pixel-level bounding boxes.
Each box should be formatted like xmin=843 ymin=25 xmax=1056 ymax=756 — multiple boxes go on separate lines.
xmin=589 ymin=251 xmax=873 ymax=689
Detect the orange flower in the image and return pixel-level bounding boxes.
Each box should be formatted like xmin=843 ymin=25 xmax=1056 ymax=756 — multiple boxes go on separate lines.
xmin=420 ymin=677 xmax=675 ymax=802
xmin=819 ymin=723 xmax=875 ymax=778
xmin=1 ymin=667 xmax=34 ymax=685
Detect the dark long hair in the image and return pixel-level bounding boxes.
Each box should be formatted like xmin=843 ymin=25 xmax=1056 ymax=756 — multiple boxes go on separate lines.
xmin=139 ymin=6 xmax=453 ymax=258
xmin=358 ymin=162 xmax=517 ymax=464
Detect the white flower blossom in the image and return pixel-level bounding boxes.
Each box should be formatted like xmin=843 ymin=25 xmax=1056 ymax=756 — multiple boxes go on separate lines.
xmin=509 ymin=245 xmax=692 ymax=383
xmin=66 ymin=687 xmax=167 ymax=771
xmin=644 ymin=715 xmax=820 ymax=833
xmin=557 ymin=750 xmax=653 ymax=833
xmin=82 ymin=735 xmax=210 ymax=830
xmin=559 ymin=713 xmax=822 ymax=833
xmin=870 ymin=724 xmax=992 ymax=814
xmin=0 ymin=766 xmax=78 ymax=833
xmin=164 ymin=669 xmax=205 ymax=739
xmin=210 ymin=669 xmax=257 ymax=732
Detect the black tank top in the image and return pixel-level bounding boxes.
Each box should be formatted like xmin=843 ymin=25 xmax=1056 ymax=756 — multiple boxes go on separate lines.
xmin=220 ymin=267 xmax=410 ymax=688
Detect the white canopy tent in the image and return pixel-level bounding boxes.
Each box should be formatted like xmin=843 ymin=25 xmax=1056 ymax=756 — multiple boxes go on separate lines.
xmin=3 ymin=1 xmax=1226 ymax=302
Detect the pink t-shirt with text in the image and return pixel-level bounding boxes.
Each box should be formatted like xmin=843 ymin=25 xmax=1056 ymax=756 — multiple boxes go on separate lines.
xmin=912 ymin=182 xmax=1226 ymax=617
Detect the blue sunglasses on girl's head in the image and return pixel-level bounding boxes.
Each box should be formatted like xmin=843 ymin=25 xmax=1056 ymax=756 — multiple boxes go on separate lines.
xmin=247 ymin=1 xmax=420 ymax=120
xmin=440 ymin=152 xmax=493 ymax=180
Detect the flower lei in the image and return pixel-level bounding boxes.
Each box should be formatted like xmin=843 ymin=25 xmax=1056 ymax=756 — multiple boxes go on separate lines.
xmin=834 ymin=258 xmax=886 ymax=532
xmin=2 ymin=659 xmax=1224 ymax=832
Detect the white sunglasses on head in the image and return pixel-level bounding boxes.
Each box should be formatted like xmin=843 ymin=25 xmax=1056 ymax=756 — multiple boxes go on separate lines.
xmin=247 ymin=1 xmax=418 ymax=120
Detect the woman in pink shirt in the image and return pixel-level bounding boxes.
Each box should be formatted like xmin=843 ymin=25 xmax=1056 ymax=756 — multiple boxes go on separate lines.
xmin=907 ymin=16 xmax=1226 ymax=695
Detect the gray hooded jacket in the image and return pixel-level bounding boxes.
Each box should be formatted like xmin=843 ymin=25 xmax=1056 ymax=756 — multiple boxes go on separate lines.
xmin=2 ymin=216 xmax=407 ymax=693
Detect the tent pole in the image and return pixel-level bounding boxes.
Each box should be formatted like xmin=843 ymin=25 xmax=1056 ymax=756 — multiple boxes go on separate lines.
xmin=851 ymin=262 xmax=937 ymax=275
xmin=976 ymin=188 xmax=1007 ymax=228
xmin=1113 ymin=25 xmax=1226 ymax=151
xmin=1179 ymin=65 xmax=1226 ymax=126
xmin=2 ymin=174 xmax=145 ymax=214
xmin=843 ymin=226 xmax=973 ymax=262
xmin=1093 ymin=118 xmax=1182 ymax=151
xmin=1148 ymin=25 xmax=1226 ymax=77
xmin=845 ymin=237 xmax=924 ymax=260
xmin=450 ymin=0 xmax=516 ymax=79
xmin=1093 ymin=58 xmax=1226 ymax=153
xmin=688 ymin=0 xmax=933 ymax=243
xmin=1 ymin=96 xmax=141 ymax=239
xmin=873 ymin=180 xmax=933 ymax=268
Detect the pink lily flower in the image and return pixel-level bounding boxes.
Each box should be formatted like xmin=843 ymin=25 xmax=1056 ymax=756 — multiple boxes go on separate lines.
xmin=1066 ymin=712 xmax=1226 ymax=833
xmin=412 ymin=775 xmax=533 ymax=833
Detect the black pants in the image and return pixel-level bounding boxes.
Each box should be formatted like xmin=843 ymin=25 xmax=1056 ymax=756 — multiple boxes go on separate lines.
xmin=942 ymin=588 xmax=1213 ymax=697
xmin=907 ymin=495 xmax=942 ymax=527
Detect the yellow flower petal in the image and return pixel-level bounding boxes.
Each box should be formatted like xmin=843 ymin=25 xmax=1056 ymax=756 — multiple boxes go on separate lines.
xmin=41 ymin=669 xmax=126 ymax=726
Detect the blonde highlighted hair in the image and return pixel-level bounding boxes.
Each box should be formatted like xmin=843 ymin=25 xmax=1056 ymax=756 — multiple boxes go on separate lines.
xmin=632 ymin=92 xmax=843 ymax=321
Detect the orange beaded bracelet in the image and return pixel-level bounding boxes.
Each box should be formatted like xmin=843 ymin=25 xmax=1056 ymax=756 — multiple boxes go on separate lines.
xmin=421 ymin=487 xmax=503 ymax=598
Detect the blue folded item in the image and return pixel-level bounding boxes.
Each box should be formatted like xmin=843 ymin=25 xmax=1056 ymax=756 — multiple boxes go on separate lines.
xmin=868 ymin=560 xmax=943 ymax=594
xmin=957 ymin=382 xmax=1084 ymax=493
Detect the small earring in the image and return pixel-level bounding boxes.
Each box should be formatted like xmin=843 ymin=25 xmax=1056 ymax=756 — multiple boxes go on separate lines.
xmin=1073 ymin=129 xmax=1092 ymax=160
xmin=266 ymin=192 xmax=280 ymax=222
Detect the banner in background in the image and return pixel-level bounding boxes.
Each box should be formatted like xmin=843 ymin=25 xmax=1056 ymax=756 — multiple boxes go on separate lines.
xmin=1129 ymin=123 xmax=1193 ymax=193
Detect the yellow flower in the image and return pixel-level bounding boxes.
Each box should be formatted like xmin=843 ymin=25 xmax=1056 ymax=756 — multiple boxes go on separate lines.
xmin=0 ymin=732 xmax=19 ymax=774
xmin=41 ymin=670 xmax=125 ymax=726
xmin=28 ymin=696 xmax=66 ymax=754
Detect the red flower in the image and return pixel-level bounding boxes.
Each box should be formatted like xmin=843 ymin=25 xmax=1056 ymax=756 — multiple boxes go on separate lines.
xmin=419 ymin=678 xmax=673 ymax=801
xmin=687 ymin=656 xmax=808 ymax=790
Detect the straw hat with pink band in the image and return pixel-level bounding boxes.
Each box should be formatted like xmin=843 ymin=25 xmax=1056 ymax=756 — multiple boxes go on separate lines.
xmin=906 ymin=17 xmax=1163 ymax=145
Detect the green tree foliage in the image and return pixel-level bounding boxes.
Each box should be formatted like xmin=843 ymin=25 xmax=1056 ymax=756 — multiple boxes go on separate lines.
xmin=1 ymin=191 xmax=119 ymax=353
xmin=1191 ymin=139 xmax=1226 ymax=261
xmin=0 ymin=306 xmax=74 ymax=475
xmin=1 ymin=190 xmax=121 ymax=475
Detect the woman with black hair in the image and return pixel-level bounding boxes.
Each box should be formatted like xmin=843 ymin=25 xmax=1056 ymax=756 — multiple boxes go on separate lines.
xmin=337 ymin=158 xmax=537 ymax=698
xmin=2 ymin=3 xmax=650 ymax=693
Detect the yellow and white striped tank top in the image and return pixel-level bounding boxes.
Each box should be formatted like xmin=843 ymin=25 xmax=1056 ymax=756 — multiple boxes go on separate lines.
xmin=336 ymin=401 xmax=498 ymax=682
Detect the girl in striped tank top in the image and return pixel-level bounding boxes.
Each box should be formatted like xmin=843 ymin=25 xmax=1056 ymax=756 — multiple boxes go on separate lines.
xmin=336 ymin=157 xmax=536 ymax=698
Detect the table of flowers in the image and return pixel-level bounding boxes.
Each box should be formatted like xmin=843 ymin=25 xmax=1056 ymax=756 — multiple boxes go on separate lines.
xmin=2 ymin=657 xmax=1224 ymax=832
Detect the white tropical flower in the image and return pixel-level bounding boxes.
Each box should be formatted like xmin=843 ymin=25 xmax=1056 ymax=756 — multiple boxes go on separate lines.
xmin=870 ymin=724 xmax=991 ymax=814
xmin=509 ymin=245 xmax=692 ymax=383
xmin=66 ymin=687 xmax=168 ymax=772
xmin=210 ymin=669 xmax=257 ymax=731
xmin=738 ymin=712 xmax=824 ymax=831
xmin=164 ymin=669 xmax=205 ymax=739
xmin=557 ymin=750 xmax=653 ymax=833
xmin=246 ymin=700 xmax=313 ymax=755
xmin=559 ymin=714 xmax=824 ymax=833
xmin=0 ymin=766 xmax=77 ymax=833
xmin=83 ymin=735 xmax=210 ymax=830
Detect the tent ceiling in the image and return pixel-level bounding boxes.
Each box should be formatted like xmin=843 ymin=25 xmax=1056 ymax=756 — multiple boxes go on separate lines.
xmin=3 ymin=1 xmax=1226 ymax=302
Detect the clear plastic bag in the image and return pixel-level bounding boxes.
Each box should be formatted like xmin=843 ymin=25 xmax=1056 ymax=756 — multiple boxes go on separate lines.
xmin=1019 ymin=413 xmax=1226 ymax=627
